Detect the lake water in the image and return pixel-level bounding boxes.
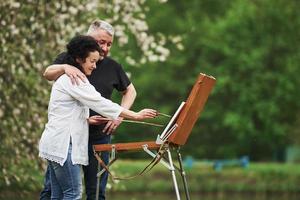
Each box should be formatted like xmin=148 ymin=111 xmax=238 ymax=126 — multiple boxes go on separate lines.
xmin=107 ymin=192 xmax=299 ymax=200
xmin=1 ymin=192 xmax=299 ymax=200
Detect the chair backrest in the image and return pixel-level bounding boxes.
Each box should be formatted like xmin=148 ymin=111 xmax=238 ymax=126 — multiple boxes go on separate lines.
xmin=168 ymin=73 xmax=216 ymax=145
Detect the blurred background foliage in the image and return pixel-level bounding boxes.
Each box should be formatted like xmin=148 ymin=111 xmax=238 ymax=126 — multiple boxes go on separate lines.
xmin=1 ymin=0 xmax=300 ymax=190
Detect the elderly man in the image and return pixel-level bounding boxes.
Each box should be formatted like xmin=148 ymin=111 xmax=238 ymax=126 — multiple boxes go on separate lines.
xmin=40 ymin=20 xmax=136 ymax=200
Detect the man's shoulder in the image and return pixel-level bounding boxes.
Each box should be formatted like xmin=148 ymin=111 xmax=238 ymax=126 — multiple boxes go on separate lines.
xmin=101 ymin=56 xmax=122 ymax=67
xmin=104 ymin=56 xmax=118 ymax=63
xmin=56 ymin=52 xmax=68 ymax=59
xmin=53 ymin=52 xmax=69 ymax=64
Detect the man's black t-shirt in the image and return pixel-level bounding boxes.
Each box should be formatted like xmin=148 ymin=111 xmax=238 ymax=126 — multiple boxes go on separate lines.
xmin=52 ymin=52 xmax=131 ymax=140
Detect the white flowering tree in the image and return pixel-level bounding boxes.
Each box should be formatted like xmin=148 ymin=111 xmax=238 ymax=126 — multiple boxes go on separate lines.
xmin=0 ymin=0 xmax=173 ymax=190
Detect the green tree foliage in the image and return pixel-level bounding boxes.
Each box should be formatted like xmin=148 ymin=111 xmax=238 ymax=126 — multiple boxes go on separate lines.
xmin=121 ymin=0 xmax=300 ymax=160
xmin=186 ymin=0 xmax=300 ymax=160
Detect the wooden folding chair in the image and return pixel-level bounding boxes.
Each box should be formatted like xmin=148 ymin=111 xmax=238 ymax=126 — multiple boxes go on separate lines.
xmin=93 ymin=73 xmax=216 ymax=200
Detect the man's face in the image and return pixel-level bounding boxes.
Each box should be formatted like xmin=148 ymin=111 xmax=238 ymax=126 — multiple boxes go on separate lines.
xmin=89 ymin=29 xmax=113 ymax=57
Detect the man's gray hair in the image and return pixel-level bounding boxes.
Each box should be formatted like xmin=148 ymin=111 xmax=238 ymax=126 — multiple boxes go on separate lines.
xmin=87 ymin=20 xmax=114 ymax=36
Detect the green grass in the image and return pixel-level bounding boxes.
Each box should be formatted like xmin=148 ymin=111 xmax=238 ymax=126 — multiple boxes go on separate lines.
xmin=106 ymin=160 xmax=300 ymax=193
xmin=1 ymin=159 xmax=300 ymax=194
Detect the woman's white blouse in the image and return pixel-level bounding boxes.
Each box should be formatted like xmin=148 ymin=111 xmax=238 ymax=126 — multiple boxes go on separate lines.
xmin=39 ymin=74 xmax=123 ymax=166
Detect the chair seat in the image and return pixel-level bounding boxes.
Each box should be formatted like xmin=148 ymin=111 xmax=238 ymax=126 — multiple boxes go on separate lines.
xmin=93 ymin=141 xmax=160 ymax=152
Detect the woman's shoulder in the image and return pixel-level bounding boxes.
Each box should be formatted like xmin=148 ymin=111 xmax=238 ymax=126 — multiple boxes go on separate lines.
xmin=56 ymin=74 xmax=89 ymax=87
xmin=56 ymin=74 xmax=70 ymax=84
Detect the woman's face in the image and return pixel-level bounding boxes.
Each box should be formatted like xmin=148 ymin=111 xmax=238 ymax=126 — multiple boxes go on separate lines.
xmin=78 ymin=51 xmax=100 ymax=75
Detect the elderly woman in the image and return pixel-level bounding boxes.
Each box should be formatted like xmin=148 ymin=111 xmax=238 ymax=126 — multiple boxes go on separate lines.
xmin=39 ymin=35 xmax=157 ymax=199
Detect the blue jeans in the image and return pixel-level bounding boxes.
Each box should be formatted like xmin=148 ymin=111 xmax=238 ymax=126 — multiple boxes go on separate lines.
xmin=48 ymin=144 xmax=82 ymax=200
xmin=40 ymin=166 xmax=51 ymax=200
xmin=83 ymin=135 xmax=110 ymax=200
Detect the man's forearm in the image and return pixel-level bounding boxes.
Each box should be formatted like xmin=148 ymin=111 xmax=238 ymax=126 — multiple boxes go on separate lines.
xmin=120 ymin=83 xmax=137 ymax=110
xmin=43 ymin=64 xmax=66 ymax=81
xmin=102 ymin=83 xmax=137 ymax=133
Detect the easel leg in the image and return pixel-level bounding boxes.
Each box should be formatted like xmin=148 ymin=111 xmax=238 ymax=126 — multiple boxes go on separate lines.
xmin=96 ymin=154 xmax=100 ymax=200
xmin=176 ymin=148 xmax=191 ymax=200
xmin=167 ymin=149 xmax=181 ymax=200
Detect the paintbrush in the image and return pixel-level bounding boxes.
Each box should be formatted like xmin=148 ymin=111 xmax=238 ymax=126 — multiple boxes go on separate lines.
xmin=92 ymin=117 xmax=164 ymax=127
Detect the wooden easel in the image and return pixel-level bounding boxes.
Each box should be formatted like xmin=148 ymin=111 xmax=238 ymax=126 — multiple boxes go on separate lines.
xmin=93 ymin=73 xmax=216 ymax=200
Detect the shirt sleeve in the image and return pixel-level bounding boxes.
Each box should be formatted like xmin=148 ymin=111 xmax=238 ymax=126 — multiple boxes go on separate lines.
xmin=58 ymin=75 xmax=123 ymax=120
xmin=52 ymin=52 xmax=67 ymax=64
xmin=114 ymin=63 xmax=131 ymax=92
xmin=52 ymin=52 xmax=77 ymax=67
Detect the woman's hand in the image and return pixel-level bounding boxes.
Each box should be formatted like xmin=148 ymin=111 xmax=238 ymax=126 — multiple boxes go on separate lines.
xmin=135 ymin=109 xmax=158 ymax=120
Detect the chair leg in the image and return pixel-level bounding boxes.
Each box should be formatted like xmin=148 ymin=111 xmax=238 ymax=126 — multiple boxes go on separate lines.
xmin=96 ymin=160 xmax=100 ymax=200
xmin=176 ymin=148 xmax=191 ymax=200
xmin=167 ymin=149 xmax=181 ymax=200
xmin=95 ymin=147 xmax=116 ymax=200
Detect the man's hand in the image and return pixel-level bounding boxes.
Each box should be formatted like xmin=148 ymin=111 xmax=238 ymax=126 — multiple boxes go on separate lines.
xmin=103 ymin=117 xmax=123 ymax=135
xmin=64 ymin=64 xmax=86 ymax=85
xmin=87 ymin=115 xmax=108 ymax=125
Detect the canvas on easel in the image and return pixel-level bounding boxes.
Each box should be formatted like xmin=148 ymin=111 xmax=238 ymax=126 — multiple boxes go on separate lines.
xmin=156 ymin=101 xmax=185 ymax=144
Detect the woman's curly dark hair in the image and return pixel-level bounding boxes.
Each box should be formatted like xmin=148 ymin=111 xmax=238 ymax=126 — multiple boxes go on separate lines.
xmin=65 ymin=35 xmax=101 ymax=71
